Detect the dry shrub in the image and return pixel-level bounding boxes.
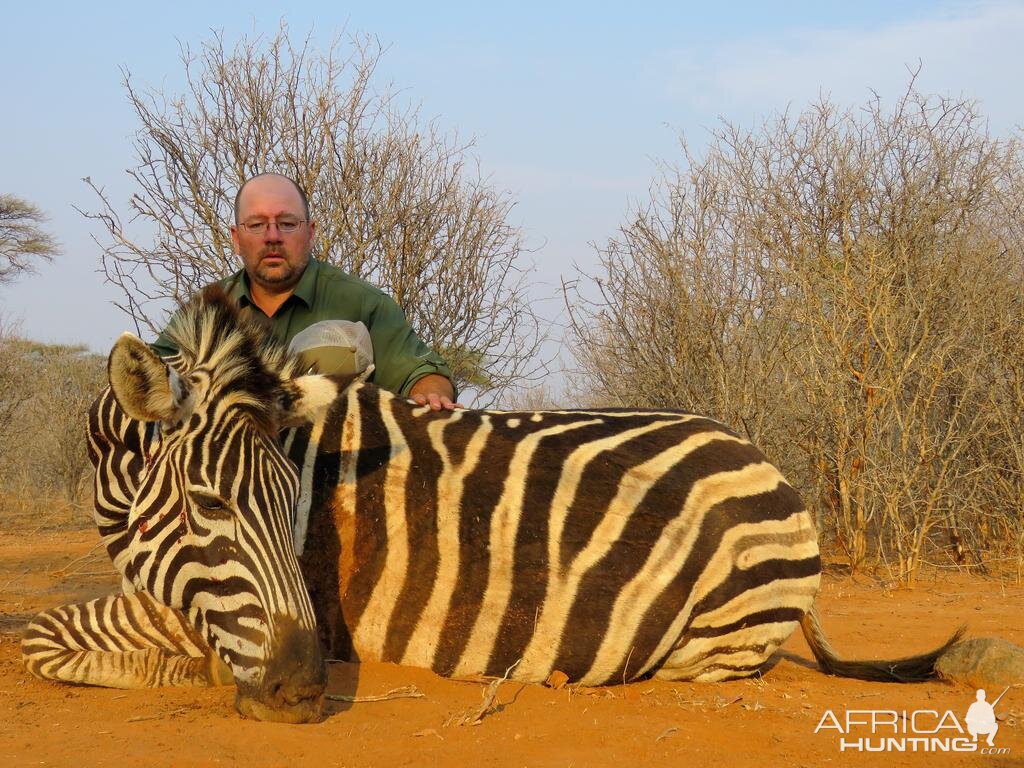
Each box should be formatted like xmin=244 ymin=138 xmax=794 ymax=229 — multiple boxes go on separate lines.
xmin=0 ymin=337 xmax=105 ymax=530
xmin=0 ymin=318 xmax=32 ymax=452
xmin=569 ymin=82 xmax=1024 ymax=583
xmin=81 ymin=24 xmax=543 ymax=404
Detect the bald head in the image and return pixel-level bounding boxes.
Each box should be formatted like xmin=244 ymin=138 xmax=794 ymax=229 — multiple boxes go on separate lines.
xmin=234 ymin=173 xmax=310 ymax=224
xmin=230 ymin=173 xmax=317 ymax=310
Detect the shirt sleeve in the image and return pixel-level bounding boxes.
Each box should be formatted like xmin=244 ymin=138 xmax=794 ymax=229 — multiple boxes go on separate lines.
xmin=364 ymin=294 xmax=456 ymax=398
xmin=149 ymin=314 xmax=181 ymax=358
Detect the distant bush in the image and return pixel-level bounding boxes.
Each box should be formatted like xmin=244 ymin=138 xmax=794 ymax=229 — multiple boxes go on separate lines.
xmin=0 ymin=334 xmax=105 ymax=526
xmin=568 ymin=84 xmax=1024 ymax=584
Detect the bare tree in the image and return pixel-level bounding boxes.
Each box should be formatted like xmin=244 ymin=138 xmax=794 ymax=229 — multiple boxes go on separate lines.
xmin=569 ymin=83 xmax=1024 ymax=583
xmin=82 ymin=25 xmax=543 ymax=403
xmin=0 ymin=195 xmax=58 ymax=283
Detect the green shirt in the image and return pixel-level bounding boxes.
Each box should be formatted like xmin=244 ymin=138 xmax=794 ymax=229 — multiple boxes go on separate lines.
xmin=151 ymin=257 xmax=454 ymax=397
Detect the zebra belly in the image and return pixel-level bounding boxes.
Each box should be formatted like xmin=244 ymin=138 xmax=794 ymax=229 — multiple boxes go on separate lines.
xmin=328 ymin=503 xmax=820 ymax=685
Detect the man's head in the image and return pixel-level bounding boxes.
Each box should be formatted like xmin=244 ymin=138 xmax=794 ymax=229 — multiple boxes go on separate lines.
xmin=231 ymin=174 xmax=317 ymax=297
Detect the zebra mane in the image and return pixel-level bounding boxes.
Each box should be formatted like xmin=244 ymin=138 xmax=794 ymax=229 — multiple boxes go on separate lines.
xmin=165 ymin=285 xmax=303 ymax=432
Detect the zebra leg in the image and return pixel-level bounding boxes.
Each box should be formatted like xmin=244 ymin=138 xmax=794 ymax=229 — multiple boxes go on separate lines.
xmin=651 ymin=634 xmax=788 ymax=682
xmin=21 ymin=591 xmax=233 ymax=689
xmin=651 ymin=593 xmax=815 ymax=682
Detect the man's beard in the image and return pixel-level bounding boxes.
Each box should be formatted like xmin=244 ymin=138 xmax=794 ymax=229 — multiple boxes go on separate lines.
xmin=256 ymin=262 xmax=295 ymax=285
xmin=254 ymin=250 xmax=297 ymax=286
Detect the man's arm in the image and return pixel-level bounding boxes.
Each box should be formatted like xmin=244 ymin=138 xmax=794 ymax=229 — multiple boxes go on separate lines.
xmin=409 ymin=373 xmax=461 ymax=411
xmin=361 ymin=292 xmax=460 ymax=402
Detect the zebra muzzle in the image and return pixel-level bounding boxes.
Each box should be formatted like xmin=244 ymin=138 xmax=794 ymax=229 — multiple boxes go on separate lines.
xmin=235 ymin=615 xmax=326 ymax=724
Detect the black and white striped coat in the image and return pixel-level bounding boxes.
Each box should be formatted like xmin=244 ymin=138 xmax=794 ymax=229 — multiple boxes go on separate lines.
xmin=285 ymin=379 xmax=821 ymax=684
xmin=22 ymin=288 xmax=958 ymax=722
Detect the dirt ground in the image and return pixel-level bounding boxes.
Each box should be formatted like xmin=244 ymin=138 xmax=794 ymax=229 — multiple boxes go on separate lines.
xmin=1 ymin=529 xmax=1022 ymax=768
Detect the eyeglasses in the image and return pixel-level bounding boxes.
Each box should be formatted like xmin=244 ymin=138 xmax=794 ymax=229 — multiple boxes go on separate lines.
xmin=237 ymin=219 xmax=307 ymax=235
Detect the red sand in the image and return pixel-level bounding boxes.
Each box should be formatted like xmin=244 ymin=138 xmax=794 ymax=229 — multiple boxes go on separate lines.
xmin=1 ymin=529 xmax=1021 ymax=767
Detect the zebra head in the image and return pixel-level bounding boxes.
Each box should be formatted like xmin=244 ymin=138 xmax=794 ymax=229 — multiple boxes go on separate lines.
xmin=106 ymin=287 xmax=337 ymax=723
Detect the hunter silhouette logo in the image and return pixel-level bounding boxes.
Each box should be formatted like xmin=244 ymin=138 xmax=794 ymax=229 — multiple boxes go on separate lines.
xmin=965 ymin=687 xmax=1008 ymax=747
xmin=814 ymin=688 xmax=1012 ymax=755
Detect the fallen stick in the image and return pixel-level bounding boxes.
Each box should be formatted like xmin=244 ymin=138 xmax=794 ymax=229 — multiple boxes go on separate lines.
xmin=716 ymin=695 xmax=743 ymax=710
xmin=126 ymin=706 xmax=193 ymax=723
xmin=0 ymin=568 xmax=30 ymax=591
xmin=326 ymin=684 xmax=424 ymax=703
xmin=462 ymin=659 xmax=521 ymax=726
xmin=50 ymin=541 xmax=107 ymax=578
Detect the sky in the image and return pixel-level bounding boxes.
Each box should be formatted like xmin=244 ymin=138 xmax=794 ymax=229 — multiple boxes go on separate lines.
xmin=1 ymin=1 xmax=1022 ymax=372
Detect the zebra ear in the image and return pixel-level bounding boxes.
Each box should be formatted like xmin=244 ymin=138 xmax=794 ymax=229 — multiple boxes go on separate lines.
xmin=108 ymin=333 xmax=193 ymax=423
xmin=279 ymin=366 xmax=373 ymax=428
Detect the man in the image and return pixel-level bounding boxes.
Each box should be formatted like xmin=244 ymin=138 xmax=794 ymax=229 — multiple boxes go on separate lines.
xmin=965 ymin=688 xmax=1002 ymax=747
xmin=152 ymin=172 xmax=460 ymax=411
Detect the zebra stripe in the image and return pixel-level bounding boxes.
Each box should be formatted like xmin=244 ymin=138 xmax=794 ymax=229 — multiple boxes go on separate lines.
xmin=86 ymin=389 xmax=160 ymax=579
xmin=25 ymin=287 xmax=957 ymax=725
xmin=22 ymin=592 xmax=229 ymax=688
xmin=402 ymin=412 xmax=493 ymax=667
xmin=518 ymin=423 xmax=739 ymax=681
xmin=281 ymin=383 xmax=818 ymax=685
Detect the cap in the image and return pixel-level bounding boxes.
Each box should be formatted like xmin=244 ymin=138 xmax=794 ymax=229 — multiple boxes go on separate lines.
xmin=288 ymin=320 xmax=374 ymax=376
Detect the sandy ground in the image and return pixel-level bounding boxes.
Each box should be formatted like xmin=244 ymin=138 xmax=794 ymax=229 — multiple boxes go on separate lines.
xmin=1 ymin=529 xmax=1022 ymax=768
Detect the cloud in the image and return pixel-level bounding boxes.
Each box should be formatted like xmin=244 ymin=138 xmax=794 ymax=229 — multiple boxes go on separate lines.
xmin=661 ymin=2 xmax=1024 ymax=134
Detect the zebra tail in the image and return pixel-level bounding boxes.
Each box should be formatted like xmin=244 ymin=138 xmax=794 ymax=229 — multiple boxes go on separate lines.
xmin=800 ymin=604 xmax=965 ymax=682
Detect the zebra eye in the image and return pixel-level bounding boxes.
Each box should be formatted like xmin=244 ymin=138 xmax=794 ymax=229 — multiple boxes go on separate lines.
xmin=188 ymin=490 xmax=233 ymax=518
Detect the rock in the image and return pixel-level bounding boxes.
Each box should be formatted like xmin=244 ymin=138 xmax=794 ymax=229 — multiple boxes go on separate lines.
xmin=936 ymin=637 xmax=1024 ymax=688
xmin=544 ymin=670 xmax=569 ymax=690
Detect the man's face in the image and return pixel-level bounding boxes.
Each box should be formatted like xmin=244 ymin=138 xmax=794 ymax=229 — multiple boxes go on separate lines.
xmin=231 ymin=176 xmax=317 ymax=294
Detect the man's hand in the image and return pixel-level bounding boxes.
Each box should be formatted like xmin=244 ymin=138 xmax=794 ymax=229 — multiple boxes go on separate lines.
xmin=409 ymin=373 xmax=463 ymax=411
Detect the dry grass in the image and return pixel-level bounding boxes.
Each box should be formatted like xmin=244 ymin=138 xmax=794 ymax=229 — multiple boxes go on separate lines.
xmin=0 ymin=487 xmax=94 ymax=535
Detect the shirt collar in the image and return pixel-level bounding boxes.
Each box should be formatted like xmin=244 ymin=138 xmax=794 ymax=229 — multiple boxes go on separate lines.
xmin=231 ymin=255 xmax=320 ymax=310
xmin=291 ymin=255 xmax=320 ymax=307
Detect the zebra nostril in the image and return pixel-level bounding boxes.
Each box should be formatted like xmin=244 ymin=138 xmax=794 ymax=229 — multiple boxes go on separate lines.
xmin=264 ymin=677 xmax=320 ymax=707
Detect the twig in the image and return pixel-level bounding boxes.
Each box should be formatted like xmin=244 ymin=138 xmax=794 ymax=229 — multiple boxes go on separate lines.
xmin=325 ymin=684 xmax=424 ymax=703
xmin=716 ymin=695 xmax=743 ymax=710
xmin=126 ymin=706 xmax=193 ymax=723
xmin=50 ymin=541 xmax=107 ymax=578
xmin=412 ymin=727 xmax=444 ymax=740
xmin=0 ymin=568 xmax=30 ymax=591
xmin=622 ymin=645 xmax=635 ymax=687
xmin=466 ymin=658 xmax=521 ymax=726
xmin=27 ymin=521 xmax=51 ymax=537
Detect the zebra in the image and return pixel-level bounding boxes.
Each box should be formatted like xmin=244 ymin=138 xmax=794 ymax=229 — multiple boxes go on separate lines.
xmin=22 ymin=286 xmax=960 ymax=723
